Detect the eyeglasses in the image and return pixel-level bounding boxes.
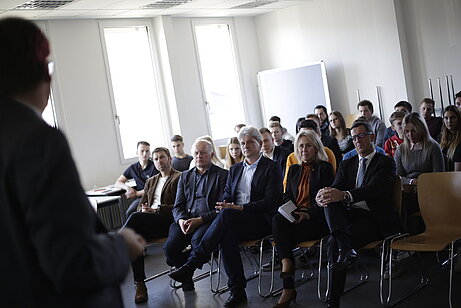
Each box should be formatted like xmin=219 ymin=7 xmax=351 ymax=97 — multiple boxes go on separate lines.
xmin=351 ymin=132 xmax=372 ymax=141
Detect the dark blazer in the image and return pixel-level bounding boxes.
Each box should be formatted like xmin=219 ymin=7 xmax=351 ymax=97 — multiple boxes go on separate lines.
xmin=284 ymin=161 xmax=334 ymax=219
xmin=332 ymin=152 xmax=400 ymax=237
xmin=138 ymin=169 xmax=181 ymax=215
xmin=223 ymin=156 xmax=283 ymax=223
xmin=273 ymin=145 xmax=290 ymax=176
xmin=172 ymin=164 xmax=228 ymax=224
xmin=0 ymin=99 xmax=129 ymax=307
xmin=322 ymin=135 xmax=342 ymax=168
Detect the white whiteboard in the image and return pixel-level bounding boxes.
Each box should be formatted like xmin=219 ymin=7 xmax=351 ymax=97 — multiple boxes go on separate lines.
xmin=257 ymin=61 xmax=331 ymax=136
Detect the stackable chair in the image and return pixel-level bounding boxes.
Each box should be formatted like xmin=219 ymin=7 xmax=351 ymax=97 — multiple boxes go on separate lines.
xmin=210 ymin=238 xmax=269 ymax=294
xmin=257 ymin=236 xmax=328 ymax=298
xmin=143 ymin=238 xmax=170 ymax=283
xmin=382 ymin=172 xmax=461 ymax=307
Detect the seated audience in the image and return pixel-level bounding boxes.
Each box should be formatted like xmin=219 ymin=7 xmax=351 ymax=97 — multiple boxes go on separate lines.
xmin=260 ymin=127 xmax=290 ymax=176
xmin=357 ymin=100 xmax=387 ymax=147
xmin=234 ymin=123 xmax=246 ymax=135
xmin=383 ymin=111 xmax=405 ymax=158
xmin=272 ymin=130 xmax=334 ymax=307
xmin=171 ymin=134 xmax=193 ymax=171
xmin=284 ymin=120 xmax=337 ymax=188
xmin=440 ymin=106 xmax=461 ymax=171
xmin=169 ymin=127 xmax=283 ymax=307
xmin=383 ymin=101 xmax=412 ymax=142
xmin=270 ymin=121 xmax=294 ymax=153
xmin=419 ymin=98 xmax=443 ymax=141
xmin=0 ymin=17 xmax=144 ymax=307
xmin=329 ymin=110 xmax=353 ymax=154
xmin=394 ymin=113 xmax=444 ymax=232
xmin=456 ymin=91 xmax=461 ymax=111
xmin=163 ymin=140 xmax=228 ymax=291
xmin=191 ymin=135 xmax=226 ymax=169
xmin=314 ymin=105 xmax=330 ymax=137
xmin=224 ymin=136 xmax=243 ymax=169
xmin=269 ymin=115 xmax=295 ymax=141
xmin=316 ymin=121 xmax=401 ymax=308
xmin=116 ymin=141 xmax=159 ymax=217
xmin=307 ymin=113 xmax=342 ymax=166
xmin=122 ymin=147 xmax=181 ymax=303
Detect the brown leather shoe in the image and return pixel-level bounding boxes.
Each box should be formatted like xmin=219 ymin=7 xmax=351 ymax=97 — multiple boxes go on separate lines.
xmin=135 ymin=281 xmax=148 ymax=303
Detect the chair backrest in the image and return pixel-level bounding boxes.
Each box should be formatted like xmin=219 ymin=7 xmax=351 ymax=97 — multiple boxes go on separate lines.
xmin=392 ymin=175 xmax=402 ymax=217
xmin=417 ymin=172 xmax=461 ymax=234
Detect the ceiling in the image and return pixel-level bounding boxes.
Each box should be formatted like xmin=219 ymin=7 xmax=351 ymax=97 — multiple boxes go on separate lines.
xmin=0 ymin=0 xmax=307 ymax=19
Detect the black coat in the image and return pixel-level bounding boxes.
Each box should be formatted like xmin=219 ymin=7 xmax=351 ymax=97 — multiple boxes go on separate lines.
xmin=0 ymin=99 xmax=130 ymax=307
xmin=283 ymin=160 xmax=334 ymax=220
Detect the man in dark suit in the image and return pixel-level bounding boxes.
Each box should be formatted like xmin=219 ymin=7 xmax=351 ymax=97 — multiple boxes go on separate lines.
xmin=316 ymin=121 xmax=400 ymax=308
xmin=122 ymin=147 xmax=181 ymax=303
xmin=169 ymin=127 xmax=283 ymax=307
xmin=163 ymin=140 xmax=228 ymax=291
xmin=0 ymin=17 xmax=145 ymax=308
xmin=260 ymin=127 xmax=290 ymax=176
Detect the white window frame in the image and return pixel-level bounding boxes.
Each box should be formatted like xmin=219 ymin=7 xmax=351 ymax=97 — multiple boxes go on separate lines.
xmin=190 ymin=18 xmax=248 ymax=141
xmin=98 ymin=19 xmax=171 ymax=164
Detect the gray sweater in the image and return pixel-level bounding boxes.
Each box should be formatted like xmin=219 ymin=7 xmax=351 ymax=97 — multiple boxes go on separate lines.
xmin=394 ymin=139 xmax=445 ymax=185
xmin=369 ymin=115 xmax=387 ymax=148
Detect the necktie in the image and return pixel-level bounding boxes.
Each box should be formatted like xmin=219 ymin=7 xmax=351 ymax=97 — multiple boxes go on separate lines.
xmin=356 ymin=157 xmax=368 ymax=188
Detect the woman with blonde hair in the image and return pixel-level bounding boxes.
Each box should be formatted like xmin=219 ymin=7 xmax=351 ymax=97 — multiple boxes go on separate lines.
xmin=271 ymin=130 xmax=334 ymax=308
xmin=394 ymin=112 xmax=444 ymax=232
xmin=224 ymin=137 xmax=243 ymax=169
xmin=440 ymin=105 xmax=461 ymax=171
xmin=329 ymin=110 xmax=353 ymax=153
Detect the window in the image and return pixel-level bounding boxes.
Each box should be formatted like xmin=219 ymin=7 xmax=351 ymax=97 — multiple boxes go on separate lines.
xmin=42 ymin=92 xmax=58 ymax=128
xmin=102 ymin=25 xmax=166 ymax=161
xmin=193 ymin=22 xmax=245 ymax=140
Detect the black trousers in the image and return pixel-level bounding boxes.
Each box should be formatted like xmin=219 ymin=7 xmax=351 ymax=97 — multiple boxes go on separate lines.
xmin=163 ymin=221 xmax=212 ymax=269
xmin=123 ymin=211 xmax=173 ymax=281
xmin=187 ymin=208 xmax=271 ymax=290
xmin=272 ymin=212 xmax=329 ymax=263
xmin=324 ymin=203 xmax=382 ymax=253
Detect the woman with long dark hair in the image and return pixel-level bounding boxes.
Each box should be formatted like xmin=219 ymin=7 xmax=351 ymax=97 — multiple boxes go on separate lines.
xmin=440 ymin=105 xmax=461 ymax=171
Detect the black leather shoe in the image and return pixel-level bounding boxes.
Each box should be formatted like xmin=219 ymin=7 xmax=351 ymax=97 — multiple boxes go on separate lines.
xmin=169 ymin=264 xmax=195 ymax=283
xmin=336 ymin=249 xmax=357 ymax=265
xmin=223 ymin=288 xmax=247 ymax=307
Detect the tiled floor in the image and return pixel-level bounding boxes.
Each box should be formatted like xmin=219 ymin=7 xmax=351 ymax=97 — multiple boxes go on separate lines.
xmin=121 ymin=244 xmax=461 ymax=308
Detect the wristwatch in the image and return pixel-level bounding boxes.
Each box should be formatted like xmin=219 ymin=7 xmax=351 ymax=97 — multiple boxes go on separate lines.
xmin=343 ymin=191 xmax=352 ymax=203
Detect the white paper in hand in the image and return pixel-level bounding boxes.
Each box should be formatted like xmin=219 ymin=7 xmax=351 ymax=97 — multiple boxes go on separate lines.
xmin=278 ymin=200 xmax=297 ymax=223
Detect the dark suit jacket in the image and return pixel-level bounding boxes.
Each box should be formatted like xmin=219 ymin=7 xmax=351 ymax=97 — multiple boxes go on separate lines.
xmin=332 ymin=152 xmax=400 ymax=237
xmin=138 ymin=169 xmax=181 ymax=215
xmin=284 ymin=161 xmax=334 ymax=219
xmin=0 ymin=99 xmax=129 ymax=307
xmin=273 ymin=145 xmax=290 ymax=176
xmin=223 ymin=156 xmax=283 ymax=223
xmin=172 ymin=164 xmax=228 ymax=224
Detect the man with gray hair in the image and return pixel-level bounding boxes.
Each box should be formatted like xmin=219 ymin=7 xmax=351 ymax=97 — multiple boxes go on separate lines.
xmin=163 ymin=140 xmax=228 ymax=292
xmin=170 ymin=127 xmax=283 ymax=307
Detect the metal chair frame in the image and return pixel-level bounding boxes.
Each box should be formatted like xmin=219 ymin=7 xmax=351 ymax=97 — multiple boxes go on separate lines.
xmin=381 ymin=172 xmax=461 ymax=308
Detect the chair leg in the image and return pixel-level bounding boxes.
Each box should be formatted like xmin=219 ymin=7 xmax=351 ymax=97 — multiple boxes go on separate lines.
xmin=381 ymin=234 xmax=429 ymax=306
xmin=258 ymin=238 xmax=276 ymax=298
